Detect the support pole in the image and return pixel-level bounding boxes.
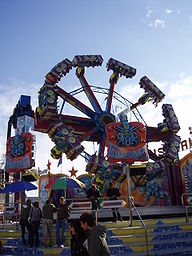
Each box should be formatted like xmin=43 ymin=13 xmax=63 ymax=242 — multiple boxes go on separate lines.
xmin=60 ymin=154 xmax=63 ymax=174
xmin=126 ymin=164 xmax=133 ymax=226
xmin=19 ymin=171 xmax=22 ymax=210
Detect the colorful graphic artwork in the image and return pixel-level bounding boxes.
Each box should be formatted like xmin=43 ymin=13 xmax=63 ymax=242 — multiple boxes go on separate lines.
xmin=39 ymin=173 xmax=86 ymax=208
xmin=106 ymin=121 xmax=148 ymax=163
xmin=180 ymin=152 xmax=192 ymax=196
xmin=77 ymin=172 xmax=170 ymax=207
xmin=39 ymin=173 xmax=66 ymax=208
xmin=5 ymin=132 xmax=33 ymax=173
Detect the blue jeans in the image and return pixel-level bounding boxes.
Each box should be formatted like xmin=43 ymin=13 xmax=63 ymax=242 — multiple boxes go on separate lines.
xmin=56 ymin=219 xmax=66 ymax=246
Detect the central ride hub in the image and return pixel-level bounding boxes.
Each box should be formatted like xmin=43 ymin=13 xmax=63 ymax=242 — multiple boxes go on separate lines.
xmin=95 ymin=111 xmax=115 ymax=132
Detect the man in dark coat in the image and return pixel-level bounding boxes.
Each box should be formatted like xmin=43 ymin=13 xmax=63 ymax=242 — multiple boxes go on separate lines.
xmin=80 ymin=212 xmax=110 ymax=256
xmin=86 ymin=184 xmax=101 ymax=211
xmin=42 ymin=199 xmax=56 ymax=247
xmin=107 ymin=181 xmax=122 ymax=222
xmin=56 ymin=196 xmax=70 ymax=248
xmin=19 ymin=199 xmax=31 ymax=245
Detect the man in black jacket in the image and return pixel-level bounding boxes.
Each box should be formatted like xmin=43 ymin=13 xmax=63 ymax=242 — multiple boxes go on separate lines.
xmin=42 ymin=199 xmax=56 ymax=247
xmin=19 ymin=199 xmax=31 ymax=245
xmin=56 ymin=197 xmax=70 ymax=248
xmin=107 ymin=181 xmax=122 ymax=222
xmin=80 ymin=212 xmax=110 ymax=256
xmin=86 ymin=184 xmax=101 ymax=211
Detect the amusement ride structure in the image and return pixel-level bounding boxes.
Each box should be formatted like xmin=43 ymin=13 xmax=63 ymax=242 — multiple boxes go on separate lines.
xmin=34 ymin=55 xmax=180 ymax=185
xmin=5 ymin=55 xmax=182 ymax=209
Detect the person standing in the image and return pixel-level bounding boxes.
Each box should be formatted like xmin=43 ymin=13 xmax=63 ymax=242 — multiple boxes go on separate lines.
xmin=42 ymin=199 xmax=56 ymax=247
xmin=80 ymin=212 xmax=110 ymax=256
xmin=19 ymin=199 xmax=31 ymax=246
xmin=56 ymin=196 xmax=70 ymax=248
xmin=29 ymin=201 xmax=42 ymax=247
xmin=107 ymin=181 xmax=122 ymax=222
xmin=70 ymin=220 xmax=89 ymax=256
xmin=0 ymin=239 xmax=2 ymax=254
xmin=86 ymin=184 xmax=101 ymax=212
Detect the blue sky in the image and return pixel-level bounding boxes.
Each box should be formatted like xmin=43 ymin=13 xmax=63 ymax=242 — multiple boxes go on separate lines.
xmin=1 ymin=0 xmax=192 ymax=83
xmin=0 ymin=0 xmax=192 ymax=177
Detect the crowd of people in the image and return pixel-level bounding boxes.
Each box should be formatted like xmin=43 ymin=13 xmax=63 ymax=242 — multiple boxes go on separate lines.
xmin=19 ymin=182 xmax=122 ymax=255
xmin=20 ymin=196 xmax=70 ymax=248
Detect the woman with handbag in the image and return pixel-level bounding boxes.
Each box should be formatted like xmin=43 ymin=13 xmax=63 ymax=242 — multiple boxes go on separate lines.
xmin=29 ymin=201 xmax=42 ymax=247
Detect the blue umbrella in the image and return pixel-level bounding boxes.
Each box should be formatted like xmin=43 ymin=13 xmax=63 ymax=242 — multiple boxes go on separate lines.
xmin=2 ymin=181 xmax=37 ymax=193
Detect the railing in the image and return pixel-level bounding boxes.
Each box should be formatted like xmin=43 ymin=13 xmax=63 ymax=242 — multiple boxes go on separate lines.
xmin=1 ymin=197 xmax=150 ymax=255
xmin=0 ymin=202 xmax=20 ymax=230
xmin=68 ymin=197 xmax=126 ymax=224
xmin=129 ymin=196 xmax=149 ymax=256
xmin=0 ymin=197 xmax=127 ymax=229
xmin=181 ymin=192 xmax=192 ymax=222
xmin=68 ymin=200 xmax=99 ymax=223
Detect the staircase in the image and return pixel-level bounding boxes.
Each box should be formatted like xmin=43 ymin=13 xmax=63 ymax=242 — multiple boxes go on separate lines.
xmin=1 ymin=217 xmax=192 ymax=255
xmin=105 ymin=217 xmax=192 ymax=255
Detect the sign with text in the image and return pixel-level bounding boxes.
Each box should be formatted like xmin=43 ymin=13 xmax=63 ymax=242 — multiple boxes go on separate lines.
xmin=5 ymin=132 xmax=33 ymax=173
xmin=106 ymin=121 xmax=149 ymax=163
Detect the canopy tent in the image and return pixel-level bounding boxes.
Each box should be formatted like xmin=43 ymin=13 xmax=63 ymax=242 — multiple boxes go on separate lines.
xmin=2 ymin=181 xmax=37 ymax=193
xmin=51 ymin=177 xmax=85 ymax=190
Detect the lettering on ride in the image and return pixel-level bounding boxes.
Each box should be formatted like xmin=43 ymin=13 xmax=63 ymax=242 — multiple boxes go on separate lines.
xmin=6 ymin=247 xmax=43 ymax=255
xmin=6 ymin=154 xmax=31 ymax=170
xmin=5 ymin=132 xmax=33 ymax=172
xmin=153 ymin=137 xmax=192 ymax=156
xmin=106 ymin=121 xmax=148 ymax=163
xmin=108 ymin=143 xmax=148 ymax=161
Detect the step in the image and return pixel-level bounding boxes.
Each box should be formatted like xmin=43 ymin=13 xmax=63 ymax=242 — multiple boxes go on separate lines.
xmin=104 ymin=217 xmax=188 ymax=228
xmin=1 ymin=217 xmax=192 ymax=255
xmin=2 ymin=245 xmax=69 ymax=255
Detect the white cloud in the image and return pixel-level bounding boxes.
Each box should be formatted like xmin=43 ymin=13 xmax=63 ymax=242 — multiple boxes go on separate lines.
xmin=154 ymin=19 xmax=165 ymax=28
xmin=119 ymin=73 xmax=192 ymax=157
xmin=165 ymin=9 xmax=173 ymax=14
xmin=146 ymin=19 xmax=165 ymax=29
xmin=0 ymin=78 xmax=107 ymax=177
xmin=0 ymin=80 xmax=40 ymax=160
xmin=146 ymin=7 xmax=153 ymax=18
xmin=1 ymin=73 xmax=192 ymax=178
xmin=164 ymin=73 xmax=192 ymax=139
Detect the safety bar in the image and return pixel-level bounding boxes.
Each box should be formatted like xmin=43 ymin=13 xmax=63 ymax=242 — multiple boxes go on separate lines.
xmin=129 ymin=196 xmax=149 ymax=256
xmin=0 ymin=196 xmax=128 ymax=209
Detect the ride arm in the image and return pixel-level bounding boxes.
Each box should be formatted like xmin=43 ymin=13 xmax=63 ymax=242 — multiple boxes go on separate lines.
xmin=105 ymin=58 xmax=136 ymax=113
xmin=56 ymin=85 xmax=95 ymax=119
xmin=73 ymin=55 xmax=103 ymax=113
xmin=131 ymin=76 xmax=165 ymax=110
